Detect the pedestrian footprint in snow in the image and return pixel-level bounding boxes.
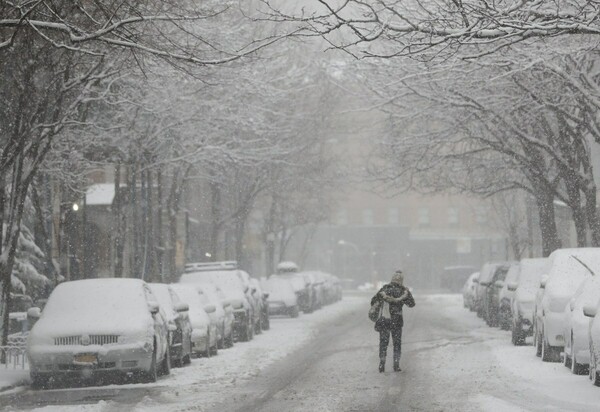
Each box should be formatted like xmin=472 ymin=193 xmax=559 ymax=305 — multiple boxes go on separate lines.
xmin=369 ymin=270 xmax=415 ymax=373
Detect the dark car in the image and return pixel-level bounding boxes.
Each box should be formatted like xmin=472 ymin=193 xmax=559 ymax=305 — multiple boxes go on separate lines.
xmin=483 ymin=263 xmax=512 ymax=327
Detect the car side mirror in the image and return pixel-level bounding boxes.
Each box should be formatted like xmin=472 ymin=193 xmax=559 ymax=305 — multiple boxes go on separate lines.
xmin=584 ymin=304 xmax=597 ymax=318
xmin=174 ymin=302 xmax=189 ymax=313
xmin=204 ymin=304 xmax=216 ymax=314
xmin=507 ymin=282 xmax=518 ymax=292
xmin=149 ymin=302 xmax=160 ymax=315
xmin=27 ymin=307 xmax=41 ymax=319
xmin=494 ymin=280 xmax=505 ymax=289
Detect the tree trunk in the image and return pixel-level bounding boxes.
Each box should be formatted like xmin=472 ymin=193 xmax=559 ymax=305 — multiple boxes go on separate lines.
xmin=156 ymin=169 xmax=164 ymax=279
xmin=535 ymin=191 xmax=561 ymax=257
xmin=584 ymin=186 xmax=600 ymax=247
xmin=565 ymin=181 xmax=588 ymax=247
xmin=209 ymin=181 xmax=221 ymax=260
xmin=113 ymin=163 xmax=125 ymax=278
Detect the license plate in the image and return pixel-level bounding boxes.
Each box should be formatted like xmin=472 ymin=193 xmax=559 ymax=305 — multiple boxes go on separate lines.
xmin=73 ymin=354 xmax=97 ymax=364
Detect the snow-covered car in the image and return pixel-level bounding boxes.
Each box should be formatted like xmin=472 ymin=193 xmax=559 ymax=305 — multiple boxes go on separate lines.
xmin=474 ymin=262 xmax=505 ymax=319
xmin=498 ymin=263 xmax=520 ymax=330
xmin=261 ymin=277 xmax=299 ymax=317
xmin=481 ymin=263 xmax=511 ymax=326
xmin=27 ymin=279 xmax=170 ymax=388
xmin=170 ymin=284 xmax=218 ymax=357
xmin=538 ymin=248 xmax=600 ymax=362
xmin=583 ymin=293 xmax=600 ymax=385
xmin=275 ymin=261 xmax=313 ymax=313
xmin=563 ymin=275 xmax=600 ymax=374
xmin=462 ymin=272 xmax=479 ymax=311
xmin=148 ymin=284 xmax=193 ymax=367
xmin=197 ymin=282 xmax=234 ymax=348
xmin=509 ymin=258 xmax=548 ymax=346
xmin=180 ymin=269 xmax=255 ymax=342
xmin=237 ymin=270 xmax=263 ymax=333
xmin=250 ymin=278 xmax=270 ymax=332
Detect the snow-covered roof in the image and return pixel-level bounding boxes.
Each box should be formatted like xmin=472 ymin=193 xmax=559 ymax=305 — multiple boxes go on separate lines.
xmin=85 ymin=183 xmax=117 ymax=206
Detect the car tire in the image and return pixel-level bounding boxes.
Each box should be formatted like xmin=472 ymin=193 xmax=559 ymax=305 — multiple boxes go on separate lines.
xmin=590 ymin=350 xmax=600 ymax=386
xmin=570 ymin=337 xmax=584 ymax=375
xmin=140 ymin=346 xmax=158 ymax=383
xmin=541 ymin=331 xmax=561 ymax=362
xmin=159 ymin=348 xmax=171 ymax=376
xmin=30 ymin=374 xmax=49 ymax=390
xmin=225 ymin=330 xmax=234 ymax=348
xmin=204 ymin=329 xmax=212 ymax=357
xmin=534 ymin=322 xmax=542 ymax=357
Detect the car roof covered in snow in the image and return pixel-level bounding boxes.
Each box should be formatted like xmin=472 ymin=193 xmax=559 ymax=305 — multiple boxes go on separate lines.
xmin=33 ymin=278 xmax=152 ymax=336
xmin=545 ymin=248 xmax=600 ymax=299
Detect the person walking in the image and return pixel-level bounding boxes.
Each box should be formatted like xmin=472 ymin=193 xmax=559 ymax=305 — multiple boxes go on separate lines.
xmin=371 ymin=270 xmax=415 ymax=373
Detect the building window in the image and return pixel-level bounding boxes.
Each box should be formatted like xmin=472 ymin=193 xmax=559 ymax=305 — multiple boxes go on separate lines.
xmin=448 ymin=207 xmax=459 ymax=225
xmin=388 ymin=208 xmax=399 ymax=225
xmin=363 ymin=209 xmax=374 ymax=226
xmin=337 ymin=209 xmax=348 ymax=226
xmin=418 ymin=208 xmax=430 ymax=227
xmin=475 ymin=207 xmax=487 ymax=224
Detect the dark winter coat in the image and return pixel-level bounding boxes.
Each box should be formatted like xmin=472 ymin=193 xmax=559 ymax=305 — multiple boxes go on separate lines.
xmin=371 ymin=283 xmax=415 ymax=330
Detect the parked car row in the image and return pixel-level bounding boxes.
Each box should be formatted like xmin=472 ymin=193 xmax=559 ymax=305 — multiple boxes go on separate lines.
xmin=463 ymin=247 xmax=600 ymax=387
xmin=25 ymin=261 xmax=342 ymax=389
xmin=261 ymin=262 xmax=343 ymax=318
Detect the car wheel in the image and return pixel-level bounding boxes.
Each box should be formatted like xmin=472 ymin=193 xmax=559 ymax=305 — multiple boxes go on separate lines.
xmin=534 ymin=323 xmax=542 ymax=357
xmin=541 ymin=331 xmax=560 ymax=362
xmin=140 ymin=346 xmax=158 ymax=383
xmin=570 ymin=337 xmax=584 ymax=375
xmin=30 ymin=373 xmax=49 ymax=390
xmin=204 ymin=329 xmax=212 ymax=357
xmin=591 ymin=351 xmax=600 ymax=386
xmin=159 ymin=348 xmax=171 ymax=376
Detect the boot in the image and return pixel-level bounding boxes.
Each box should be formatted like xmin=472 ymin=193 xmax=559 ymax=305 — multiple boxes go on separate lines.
xmin=393 ymin=361 xmax=401 ymax=372
xmin=379 ymin=359 xmax=385 ymax=373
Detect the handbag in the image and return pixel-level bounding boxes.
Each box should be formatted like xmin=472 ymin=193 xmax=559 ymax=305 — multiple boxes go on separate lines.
xmin=368 ymin=300 xmax=383 ymax=322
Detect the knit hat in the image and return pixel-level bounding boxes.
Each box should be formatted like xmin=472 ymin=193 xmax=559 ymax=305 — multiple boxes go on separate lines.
xmin=391 ymin=271 xmax=404 ymax=285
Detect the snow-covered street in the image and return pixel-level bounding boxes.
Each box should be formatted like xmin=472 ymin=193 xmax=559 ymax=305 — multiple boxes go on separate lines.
xmin=3 ymin=292 xmax=600 ymax=411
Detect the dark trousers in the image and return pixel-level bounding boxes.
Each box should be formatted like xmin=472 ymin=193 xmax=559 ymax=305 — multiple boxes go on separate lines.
xmin=379 ymin=327 xmax=403 ymax=364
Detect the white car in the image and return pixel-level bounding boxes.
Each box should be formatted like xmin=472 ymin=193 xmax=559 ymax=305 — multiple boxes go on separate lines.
xmin=474 ymin=262 xmax=504 ymax=319
xmin=539 ymin=248 xmax=600 ymax=362
xmin=197 ymin=282 xmax=234 ymax=348
xmin=509 ymin=258 xmax=548 ymax=346
xmin=563 ymin=275 xmax=600 ymax=374
xmin=498 ymin=264 xmax=520 ymax=330
xmin=148 ymin=283 xmax=193 ymax=367
xmin=462 ymin=272 xmax=479 ymax=312
xmin=180 ymin=270 xmax=255 ymax=342
xmin=27 ymin=279 xmax=170 ymax=388
xmin=170 ymin=284 xmax=218 ymax=357
xmin=261 ymin=277 xmax=299 ymax=317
